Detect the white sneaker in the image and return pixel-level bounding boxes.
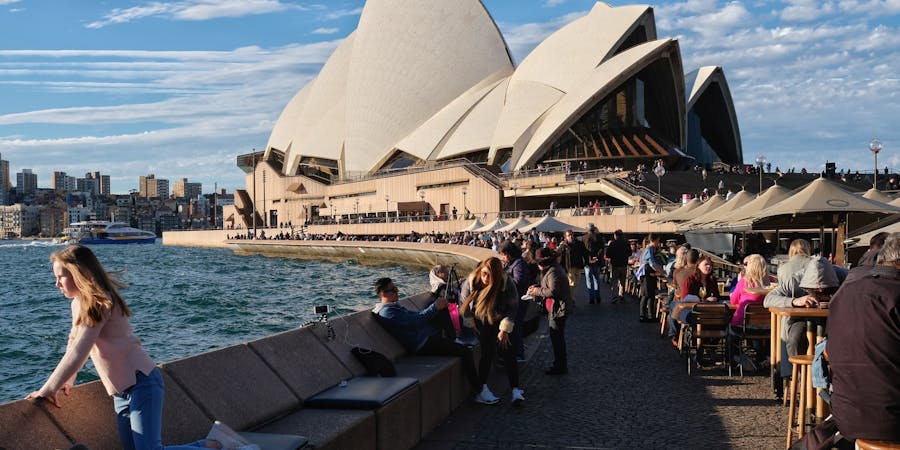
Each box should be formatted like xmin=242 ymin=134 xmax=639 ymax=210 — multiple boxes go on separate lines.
xmin=511 ymin=388 xmax=525 ymax=405
xmin=474 ymin=385 xmax=500 ymax=405
xmin=207 ymin=420 xmax=253 ymax=450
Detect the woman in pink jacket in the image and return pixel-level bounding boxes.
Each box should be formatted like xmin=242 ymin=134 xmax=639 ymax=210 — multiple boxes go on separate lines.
xmin=26 ymin=245 xmax=252 ymax=450
xmin=729 ymin=254 xmax=769 ymax=327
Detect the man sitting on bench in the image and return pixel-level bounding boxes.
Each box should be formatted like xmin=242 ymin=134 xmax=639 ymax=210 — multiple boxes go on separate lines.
xmin=371 ymin=277 xmax=484 ymax=401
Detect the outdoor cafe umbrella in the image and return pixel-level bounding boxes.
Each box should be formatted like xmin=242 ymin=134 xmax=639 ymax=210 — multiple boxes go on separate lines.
xmin=497 ymin=216 xmax=532 ymax=232
xmin=650 ymin=197 xmax=701 ymax=223
xmin=862 ymin=188 xmax=895 ymax=204
xmin=694 ymin=184 xmax=791 ymax=233
xmin=661 ymin=195 xmax=725 ymax=225
xmin=475 ymin=218 xmax=509 ymax=232
xmin=890 ymin=195 xmax=900 ymax=207
xmin=678 ymin=190 xmax=755 ymax=231
xmin=461 ymin=218 xmax=484 ymax=231
xmin=519 ymin=216 xmax=586 ymax=233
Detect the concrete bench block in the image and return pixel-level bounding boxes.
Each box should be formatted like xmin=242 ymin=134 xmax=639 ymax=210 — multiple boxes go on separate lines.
xmin=394 ymin=356 xmax=456 ymax=436
xmin=238 ymin=431 xmax=308 ymax=450
xmin=162 ymin=343 xmax=299 ymax=431
xmin=256 ymin=409 xmax=375 ymax=450
xmin=397 ymin=297 xmax=420 ymax=311
xmin=40 ymin=380 xmax=120 ymax=450
xmin=406 ymin=292 xmax=436 ymax=311
xmin=308 ymin=312 xmax=370 ymax=377
xmin=159 ymin=369 xmax=215 ymax=444
xmin=248 ymin=327 xmax=353 ymax=401
xmin=0 ymin=399 xmax=71 ymax=450
xmin=348 ymin=312 xmax=406 ymax=361
xmin=373 ymin=385 xmax=421 ymax=450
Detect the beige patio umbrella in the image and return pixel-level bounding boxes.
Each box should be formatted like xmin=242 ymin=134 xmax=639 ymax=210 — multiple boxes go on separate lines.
xmin=735 ymin=177 xmax=899 ymax=233
xmin=519 ymin=216 xmax=586 ymax=233
xmin=678 ymin=190 xmax=755 ymax=231
xmin=661 ymin=195 xmax=725 ymax=225
xmin=849 ymin=222 xmax=900 ymax=248
xmin=862 ymin=188 xmax=895 ymax=204
xmin=890 ymin=196 xmax=900 ymax=207
xmin=475 ymin=218 xmax=509 ymax=232
xmin=696 ymin=184 xmax=792 ymax=233
xmin=649 ymin=197 xmax=702 ymax=223
xmin=461 ymin=218 xmax=484 ymax=231
xmin=497 ymin=216 xmax=531 ymax=232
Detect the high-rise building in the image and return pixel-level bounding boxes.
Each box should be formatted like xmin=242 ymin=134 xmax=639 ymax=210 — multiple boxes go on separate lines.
xmin=77 ymin=176 xmax=99 ymax=195
xmin=53 ymin=171 xmax=80 ymax=192
xmin=0 ymin=153 xmax=9 ymax=205
xmin=16 ymin=169 xmax=37 ymax=196
xmin=139 ymin=174 xmax=169 ymax=199
xmin=173 ymin=178 xmax=202 ymax=200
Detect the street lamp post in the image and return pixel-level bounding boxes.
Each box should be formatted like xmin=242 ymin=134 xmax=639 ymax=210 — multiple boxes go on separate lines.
xmin=329 ymin=201 xmax=334 ymax=222
xmin=869 ymin=138 xmax=883 ymax=189
xmin=755 ymin=154 xmax=767 ymax=196
xmin=575 ymin=174 xmax=584 ymax=209
xmin=653 ymin=161 xmax=666 ymax=212
xmin=251 ymin=150 xmax=257 ymax=237
xmin=384 ymin=195 xmax=390 ymax=223
xmin=262 ymin=169 xmax=267 ymax=227
xmin=511 ymin=181 xmax=519 ymax=215
xmin=355 ymin=198 xmax=359 ymax=223
xmin=461 ymin=186 xmax=468 ymax=219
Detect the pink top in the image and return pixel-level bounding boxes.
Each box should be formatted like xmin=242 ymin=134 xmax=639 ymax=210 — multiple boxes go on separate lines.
xmin=729 ymin=278 xmax=766 ymax=326
xmin=39 ymin=299 xmax=156 ymax=396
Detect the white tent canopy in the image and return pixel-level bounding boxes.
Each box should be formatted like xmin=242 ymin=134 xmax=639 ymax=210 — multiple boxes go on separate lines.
xmin=475 ymin=218 xmax=509 ymax=232
xmin=497 ymin=216 xmax=531 ymax=232
xmin=519 ymin=216 xmax=586 ymax=233
xmin=461 ymin=218 xmax=484 ymax=231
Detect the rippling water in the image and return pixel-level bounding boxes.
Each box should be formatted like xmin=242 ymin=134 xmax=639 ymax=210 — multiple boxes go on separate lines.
xmin=0 ymin=240 xmax=427 ymax=404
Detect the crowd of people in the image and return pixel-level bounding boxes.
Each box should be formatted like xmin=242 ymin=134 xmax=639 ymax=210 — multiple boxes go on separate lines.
xmin=24 ymin=226 xmax=898 ymax=448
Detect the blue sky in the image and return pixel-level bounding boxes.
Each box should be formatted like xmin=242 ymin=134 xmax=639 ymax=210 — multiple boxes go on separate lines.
xmin=1 ymin=0 xmax=899 ymax=194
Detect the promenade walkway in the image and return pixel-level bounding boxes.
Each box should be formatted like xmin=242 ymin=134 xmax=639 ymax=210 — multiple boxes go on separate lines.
xmin=416 ymin=279 xmax=784 ymax=450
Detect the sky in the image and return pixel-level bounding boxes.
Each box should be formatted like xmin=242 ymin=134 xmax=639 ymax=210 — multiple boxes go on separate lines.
xmin=1 ymin=0 xmax=899 ymax=195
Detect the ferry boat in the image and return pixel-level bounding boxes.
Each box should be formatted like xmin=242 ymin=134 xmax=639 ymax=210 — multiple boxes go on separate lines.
xmin=62 ymin=221 xmax=157 ymax=245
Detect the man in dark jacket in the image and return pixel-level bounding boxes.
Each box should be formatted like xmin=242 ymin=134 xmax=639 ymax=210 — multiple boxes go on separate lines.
xmin=499 ymin=239 xmax=533 ymax=362
xmin=559 ymin=230 xmax=588 ymax=300
xmin=371 ymin=278 xmax=480 ymax=395
xmin=827 ymin=233 xmax=900 ymax=442
xmin=605 ymin=229 xmax=631 ymax=303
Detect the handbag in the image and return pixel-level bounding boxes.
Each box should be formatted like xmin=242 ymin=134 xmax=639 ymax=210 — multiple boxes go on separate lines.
xmin=350 ymin=347 xmax=396 ymax=377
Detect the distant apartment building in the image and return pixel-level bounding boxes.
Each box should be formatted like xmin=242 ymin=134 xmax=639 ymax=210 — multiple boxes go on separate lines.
xmin=67 ymin=206 xmax=93 ymax=224
xmin=0 ymin=153 xmax=9 ymax=205
xmin=16 ymin=169 xmax=37 ymax=197
xmin=0 ymin=204 xmax=40 ymax=238
xmin=139 ymin=174 xmax=169 ymax=199
xmin=77 ymin=177 xmax=99 ymax=196
xmin=83 ymin=171 xmax=110 ymax=195
xmin=53 ymin=171 xmax=78 ymax=192
xmin=173 ymin=178 xmax=202 ymax=200
xmin=40 ymin=206 xmax=67 ymax=238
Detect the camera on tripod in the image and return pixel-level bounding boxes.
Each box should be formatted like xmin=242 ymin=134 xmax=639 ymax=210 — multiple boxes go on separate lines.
xmin=314 ymin=305 xmax=329 ymax=315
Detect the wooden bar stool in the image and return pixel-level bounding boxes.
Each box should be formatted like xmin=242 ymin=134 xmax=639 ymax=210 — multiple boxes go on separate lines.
xmin=856 ymin=439 xmax=900 ymax=450
xmin=786 ymin=354 xmax=814 ymax=449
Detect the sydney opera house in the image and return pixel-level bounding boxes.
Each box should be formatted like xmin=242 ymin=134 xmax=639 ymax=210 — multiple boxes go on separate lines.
xmin=228 ymin=1 xmax=742 ymax=230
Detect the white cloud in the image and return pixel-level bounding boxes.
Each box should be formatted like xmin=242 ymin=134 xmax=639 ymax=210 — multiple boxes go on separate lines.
xmin=838 ymin=0 xmax=900 ymax=15
xmin=0 ymin=0 xmax=22 ymax=4
xmin=543 ymin=0 xmax=567 ymax=7
xmin=311 ymin=27 xmax=339 ymax=35
xmin=86 ymin=0 xmax=306 ymax=29
xmin=320 ymin=7 xmax=363 ymax=21
xmin=780 ymin=0 xmax=835 ymax=22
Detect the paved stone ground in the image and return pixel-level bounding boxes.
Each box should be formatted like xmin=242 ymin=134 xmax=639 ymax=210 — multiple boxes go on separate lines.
xmin=415 ymin=279 xmax=786 ymax=450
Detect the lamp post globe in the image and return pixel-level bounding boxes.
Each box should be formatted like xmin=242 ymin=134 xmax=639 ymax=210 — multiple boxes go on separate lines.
xmin=869 ymin=138 xmax=883 ymax=189
xmin=461 ymin=186 xmax=468 ymax=218
xmin=511 ymin=182 xmax=519 ymax=214
xmin=575 ymin=174 xmax=584 ymax=208
xmin=755 ymin=154 xmax=767 ymax=196
xmin=653 ymin=161 xmax=666 ymax=211
xmin=384 ymin=195 xmax=390 ymax=223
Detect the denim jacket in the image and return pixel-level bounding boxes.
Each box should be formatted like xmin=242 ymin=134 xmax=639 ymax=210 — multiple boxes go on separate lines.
xmin=372 ymin=301 xmax=438 ymax=352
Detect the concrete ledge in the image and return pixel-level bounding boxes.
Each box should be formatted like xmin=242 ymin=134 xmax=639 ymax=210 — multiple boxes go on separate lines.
xmin=248 ymin=327 xmax=354 ymax=401
xmin=162 ymin=343 xmax=300 ymax=431
xmin=0 ymin=399 xmax=71 ymax=450
xmin=393 ymin=356 xmax=456 ymax=436
xmin=373 ymin=385 xmax=421 ymax=450
xmin=160 ymin=369 xmax=215 ymax=444
xmin=40 ymin=380 xmax=120 ymax=450
xmin=256 ymin=409 xmax=375 ymax=450
xmin=309 ymin=311 xmax=372 ymax=377
xmin=347 ymin=312 xmax=406 ymax=361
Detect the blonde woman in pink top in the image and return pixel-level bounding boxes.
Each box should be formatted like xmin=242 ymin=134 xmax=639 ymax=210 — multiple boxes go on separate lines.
xmin=26 ymin=245 xmax=252 ymax=450
xmin=729 ymin=254 xmax=768 ymax=327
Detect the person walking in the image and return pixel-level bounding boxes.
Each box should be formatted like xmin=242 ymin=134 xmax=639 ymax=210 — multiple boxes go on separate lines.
xmin=26 ymin=245 xmax=254 ymax=450
xmin=559 ymin=229 xmax=588 ymax=303
xmin=637 ymin=233 xmax=664 ymax=322
xmin=583 ymin=224 xmax=604 ymax=304
xmin=460 ymin=257 xmax=525 ymax=405
xmin=527 ymin=248 xmax=572 ymax=375
xmin=604 ymin=229 xmax=631 ymax=303
xmin=498 ymin=240 xmax=533 ymax=362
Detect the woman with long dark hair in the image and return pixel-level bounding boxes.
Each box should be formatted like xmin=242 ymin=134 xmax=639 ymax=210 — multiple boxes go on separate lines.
xmin=460 ymin=257 xmax=524 ymax=405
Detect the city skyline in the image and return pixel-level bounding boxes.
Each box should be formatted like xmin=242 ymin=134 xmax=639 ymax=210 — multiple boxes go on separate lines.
xmin=1 ymin=0 xmax=899 ymax=194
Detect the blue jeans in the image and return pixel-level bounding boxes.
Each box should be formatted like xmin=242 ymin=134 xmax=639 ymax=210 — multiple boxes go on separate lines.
xmin=584 ymin=265 xmax=600 ymax=301
xmin=113 ymin=368 xmax=206 ymax=450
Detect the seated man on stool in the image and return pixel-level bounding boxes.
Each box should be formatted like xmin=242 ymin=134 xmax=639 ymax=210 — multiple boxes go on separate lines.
xmin=371 ymin=277 xmax=485 ymax=402
xmin=827 ymin=233 xmax=900 ymax=443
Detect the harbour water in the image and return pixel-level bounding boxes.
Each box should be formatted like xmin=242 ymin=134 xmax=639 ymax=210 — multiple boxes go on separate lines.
xmin=0 ymin=240 xmax=428 ymax=404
